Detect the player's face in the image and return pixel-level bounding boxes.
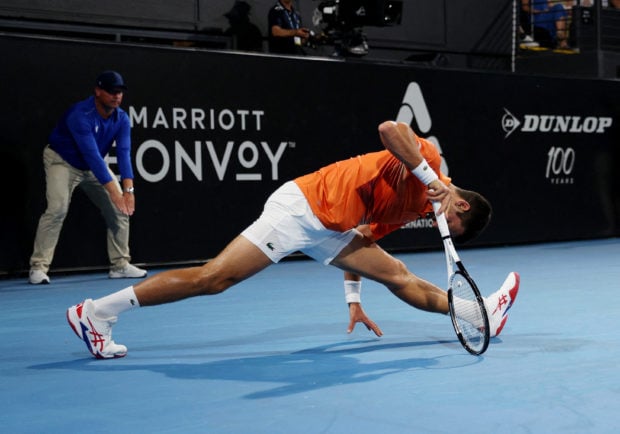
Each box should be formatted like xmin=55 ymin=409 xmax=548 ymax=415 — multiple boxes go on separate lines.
xmin=445 ymin=209 xmax=465 ymax=238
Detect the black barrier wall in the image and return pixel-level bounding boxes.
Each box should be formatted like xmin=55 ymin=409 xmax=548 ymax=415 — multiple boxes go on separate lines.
xmin=1 ymin=35 xmax=618 ymax=275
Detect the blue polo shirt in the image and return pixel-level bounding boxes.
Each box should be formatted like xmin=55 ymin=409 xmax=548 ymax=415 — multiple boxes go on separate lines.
xmin=48 ymin=96 xmax=133 ymax=185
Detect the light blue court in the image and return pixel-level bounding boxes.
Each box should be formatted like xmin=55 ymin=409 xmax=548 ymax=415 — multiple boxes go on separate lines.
xmin=1 ymin=239 xmax=619 ymax=434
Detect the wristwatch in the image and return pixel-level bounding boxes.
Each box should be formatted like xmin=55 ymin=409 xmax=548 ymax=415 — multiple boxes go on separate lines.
xmin=125 ymin=187 xmax=135 ymax=194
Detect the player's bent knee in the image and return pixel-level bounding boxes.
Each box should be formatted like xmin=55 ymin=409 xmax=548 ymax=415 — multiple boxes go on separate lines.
xmin=195 ymin=270 xmax=239 ymax=296
xmin=384 ymin=259 xmax=413 ymax=292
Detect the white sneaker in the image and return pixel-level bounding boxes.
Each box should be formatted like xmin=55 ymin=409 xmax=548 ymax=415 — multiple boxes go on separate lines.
xmin=484 ymin=272 xmax=520 ymax=337
xmin=66 ymin=299 xmax=127 ymax=359
xmin=109 ymin=263 xmax=147 ymax=279
xmin=29 ymin=269 xmax=50 ymax=284
xmin=520 ymin=35 xmax=540 ymax=48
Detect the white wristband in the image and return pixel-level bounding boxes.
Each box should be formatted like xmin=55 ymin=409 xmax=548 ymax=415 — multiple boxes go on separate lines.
xmin=411 ymin=159 xmax=439 ymax=185
xmin=344 ymin=280 xmax=361 ymax=304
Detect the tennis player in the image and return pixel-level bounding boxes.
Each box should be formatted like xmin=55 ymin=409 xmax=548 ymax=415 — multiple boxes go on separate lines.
xmin=67 ymin=120 xmax=519 ymax=359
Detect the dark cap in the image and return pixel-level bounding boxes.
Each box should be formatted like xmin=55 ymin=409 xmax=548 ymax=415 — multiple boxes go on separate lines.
xmin=96 ymin=70 xmax=127 ymax=93
xmin=225 ymin=1 xmax=251 ymax=19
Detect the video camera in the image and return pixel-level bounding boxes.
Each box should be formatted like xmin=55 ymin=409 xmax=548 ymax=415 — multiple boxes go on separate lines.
xmin=314 ymin=0 xmax=402 ymax=28
xmin=312 ymin=0 xmax=403 ymax=56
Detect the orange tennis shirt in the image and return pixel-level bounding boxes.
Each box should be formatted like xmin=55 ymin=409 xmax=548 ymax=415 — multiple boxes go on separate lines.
xmin=294 ymin=137 xmax=451 ymax=240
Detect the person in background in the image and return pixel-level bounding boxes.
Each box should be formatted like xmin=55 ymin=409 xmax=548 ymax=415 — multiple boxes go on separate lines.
xmin=267 ymin=0 xmax=310 ymax=55
xmin=29 ymin=71 xmax=147 ymax=284
xmin=224 ymin=1 xmax=263 ymax=52
xmin=522 ymin=0 xmax=571 ymax=48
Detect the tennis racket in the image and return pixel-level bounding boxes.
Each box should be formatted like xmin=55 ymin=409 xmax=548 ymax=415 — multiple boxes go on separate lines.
xmin=432 ymin=201 xmax=490 ymax=355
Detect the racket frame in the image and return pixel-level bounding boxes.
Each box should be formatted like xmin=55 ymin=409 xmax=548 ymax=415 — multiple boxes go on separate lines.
xmin=432 ymin=202 xmax=490 ymax=355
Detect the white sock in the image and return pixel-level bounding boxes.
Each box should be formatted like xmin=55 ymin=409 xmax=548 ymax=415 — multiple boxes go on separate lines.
xmin=93 ymin=286 xmax=140 ymax=318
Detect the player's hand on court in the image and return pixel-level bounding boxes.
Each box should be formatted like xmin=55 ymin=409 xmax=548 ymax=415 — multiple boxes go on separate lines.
xmin=427 ymin=179 xmax=451 ymax=215
xmin=347 ymin=302 xmax=383 ymax=337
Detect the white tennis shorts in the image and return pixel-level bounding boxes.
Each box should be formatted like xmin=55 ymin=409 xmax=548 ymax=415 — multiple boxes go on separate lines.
xmin=241 ymin=181 xmax=358 ymax=264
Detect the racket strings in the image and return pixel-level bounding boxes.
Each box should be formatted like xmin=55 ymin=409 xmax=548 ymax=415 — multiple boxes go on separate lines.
xmin=450 ymin=274 xmax=487 ymax=352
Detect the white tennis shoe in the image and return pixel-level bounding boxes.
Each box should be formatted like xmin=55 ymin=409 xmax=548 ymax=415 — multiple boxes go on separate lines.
xmin=485 ymin=272 xmax=520 ymax=337
xmin=66 ymin=299 xmax=127 ymax=359
xmin=29 ymin=269 xmax=50 ymax=284
xmin=109 ymin=263 xmax=147 ymax=279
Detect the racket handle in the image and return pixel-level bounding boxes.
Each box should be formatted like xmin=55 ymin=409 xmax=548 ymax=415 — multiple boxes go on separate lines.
xmin=432 ymin=201 xmax=451 ymax=238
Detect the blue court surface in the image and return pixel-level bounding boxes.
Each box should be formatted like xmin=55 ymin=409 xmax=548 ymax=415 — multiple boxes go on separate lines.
xmin=1 ymin=238 xmax=619 ymax=434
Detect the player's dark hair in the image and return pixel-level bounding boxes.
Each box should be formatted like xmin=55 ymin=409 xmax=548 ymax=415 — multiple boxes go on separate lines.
xmin=453 ymin=187 xmax=492 ymax=244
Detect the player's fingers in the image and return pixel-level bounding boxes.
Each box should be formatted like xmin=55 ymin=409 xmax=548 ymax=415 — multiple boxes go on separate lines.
xmin=365 ymin=320 xmax=383 ymax=337
xmin=427 ymin=185 xmax=448 ymax=206
xmin=431 ymin=193 xmax=451 ymax=215
xmin=438 ymin=196 xmax=451 ymax=215
xmin=372 ymin=325 xmax=383 ymax=337
xmin=347 ymin=320 xmax=356 ymax=334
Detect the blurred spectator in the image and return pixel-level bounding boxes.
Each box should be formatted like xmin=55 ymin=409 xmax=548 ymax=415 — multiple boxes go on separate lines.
xmin=519 ymin=5 xmax=539 ymax=48
xmin=522 ymin=0 xmax=570 ymax=48
xmin=224 ymin=1 xmax=263 ymax=52
xmin=267 ymin=0 xmax=310 ymax=55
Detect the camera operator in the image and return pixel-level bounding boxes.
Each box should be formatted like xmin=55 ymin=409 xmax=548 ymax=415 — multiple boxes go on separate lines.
xmin=268 ymin=0 xmax=310 ymax=55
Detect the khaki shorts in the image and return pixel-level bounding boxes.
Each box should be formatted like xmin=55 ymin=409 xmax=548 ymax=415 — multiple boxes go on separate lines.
xmin=241 ymin=181 xmax=358 ymax=265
